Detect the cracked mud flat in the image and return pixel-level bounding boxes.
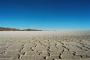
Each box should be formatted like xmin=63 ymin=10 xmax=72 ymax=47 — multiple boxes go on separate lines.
xmin=0 ymin=31 xmax=90 ymax=60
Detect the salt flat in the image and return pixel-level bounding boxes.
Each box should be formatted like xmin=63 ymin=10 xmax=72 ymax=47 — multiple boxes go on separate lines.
xmin=0 ymin=31 xmax=90 ymax=60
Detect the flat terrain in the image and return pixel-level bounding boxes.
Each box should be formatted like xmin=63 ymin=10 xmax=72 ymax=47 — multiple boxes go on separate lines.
xmin=0 ymin=31 xmax=90 ymax=60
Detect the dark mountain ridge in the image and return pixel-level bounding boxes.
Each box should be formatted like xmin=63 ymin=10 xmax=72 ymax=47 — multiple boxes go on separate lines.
xmin=0 ymin=27 xmax=42 ymax=31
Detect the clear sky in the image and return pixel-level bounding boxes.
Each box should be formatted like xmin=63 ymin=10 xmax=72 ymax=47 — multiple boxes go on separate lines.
xmin=0 ymin=0 xmax=90 ymax=30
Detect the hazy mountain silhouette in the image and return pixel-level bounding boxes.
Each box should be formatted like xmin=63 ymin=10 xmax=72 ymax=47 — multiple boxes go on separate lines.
xmin=0 ymin=27 xmax=42 ymax=31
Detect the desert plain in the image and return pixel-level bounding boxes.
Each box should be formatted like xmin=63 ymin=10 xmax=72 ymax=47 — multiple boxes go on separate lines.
xmin=0 ymin=31 xmax=90 ymax=60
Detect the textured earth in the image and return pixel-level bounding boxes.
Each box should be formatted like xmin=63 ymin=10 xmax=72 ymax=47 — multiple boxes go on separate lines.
xmin=0 ymin=31 xmax=90 ymax=60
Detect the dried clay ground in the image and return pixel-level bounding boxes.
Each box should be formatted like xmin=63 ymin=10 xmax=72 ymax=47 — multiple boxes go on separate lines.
xmin=0 ymin=31 xmax=90 ymax=60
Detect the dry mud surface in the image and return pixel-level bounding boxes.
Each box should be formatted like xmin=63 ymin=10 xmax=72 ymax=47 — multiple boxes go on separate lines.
xmin=0 ymin=31 xmax=90 ymax=60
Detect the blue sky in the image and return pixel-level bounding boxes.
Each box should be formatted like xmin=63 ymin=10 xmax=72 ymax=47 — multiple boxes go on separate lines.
xmin=0 ymin=0 xmax=90 ymax=30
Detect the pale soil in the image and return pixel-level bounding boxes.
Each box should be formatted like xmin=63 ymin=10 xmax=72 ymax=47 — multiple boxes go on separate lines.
xmin=0 ymin=31 xmax=90 ymax=60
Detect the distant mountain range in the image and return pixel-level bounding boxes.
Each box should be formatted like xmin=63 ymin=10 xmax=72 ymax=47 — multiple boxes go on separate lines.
xmin=0 ymin=27 xmax=42 ymax=31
